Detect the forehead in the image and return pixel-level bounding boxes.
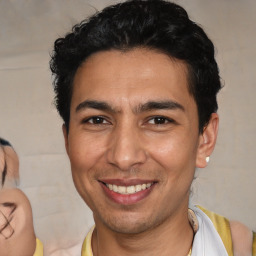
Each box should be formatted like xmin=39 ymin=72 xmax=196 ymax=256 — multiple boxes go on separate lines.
xmin=71 ymin=48 xmax=195 ymax=111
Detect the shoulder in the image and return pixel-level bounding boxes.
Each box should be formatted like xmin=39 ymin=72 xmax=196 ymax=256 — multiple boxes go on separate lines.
xmin=230 ymin=220 xmax=253 ymax=256
xmin=196 ymin=206 xmax=254 ymax=256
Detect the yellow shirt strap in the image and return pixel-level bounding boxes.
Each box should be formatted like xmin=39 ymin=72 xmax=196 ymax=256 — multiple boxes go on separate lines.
xmin=33 ymin=238 xmax=44 ymax=256
xmin=81 ymin=226 xmax=94 ymax=256
xmin=197 ymin=206 xmax=233 ymax=256
xmin=253 ymin=232 xmax=256 ymax=256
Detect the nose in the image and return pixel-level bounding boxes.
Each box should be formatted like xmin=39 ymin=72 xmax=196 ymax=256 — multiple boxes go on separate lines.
xmin=106 ymin=123 xmax=147 ymax=171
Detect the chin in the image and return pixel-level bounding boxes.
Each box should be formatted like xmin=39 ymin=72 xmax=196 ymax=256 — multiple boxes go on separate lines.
xmin=98 ymin=212 xmax=163 ymax=235
xmin=109 ymin=221 xmax=151 ymax=235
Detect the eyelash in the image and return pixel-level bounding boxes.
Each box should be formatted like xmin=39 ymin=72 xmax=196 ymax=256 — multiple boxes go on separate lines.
xmin=82 ymin=115 xmax=175 ymax=126
xmin=147 ymin=116 xmax=175 ymax=125
xmin=82 ymin=116 xmax=110 ymax=125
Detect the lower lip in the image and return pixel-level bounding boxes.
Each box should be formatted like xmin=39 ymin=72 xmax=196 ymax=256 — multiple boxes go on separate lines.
xmin=100 ymin=183 xmax=155 ymax=205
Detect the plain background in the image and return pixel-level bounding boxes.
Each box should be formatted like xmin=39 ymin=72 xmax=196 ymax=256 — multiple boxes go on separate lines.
xmin=0 ymin=0 xmax=255 ymax=254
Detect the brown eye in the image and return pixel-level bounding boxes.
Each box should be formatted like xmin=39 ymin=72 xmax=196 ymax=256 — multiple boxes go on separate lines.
xmin=91 ymin=117 xmax=105 ymax=124
xmin=154 ymin=117 xmax=167 ymax=124
xmin=84 ymin=116 xmax=109 ymax=124
xmin=148 ymin=117 xmax=170 ymax=125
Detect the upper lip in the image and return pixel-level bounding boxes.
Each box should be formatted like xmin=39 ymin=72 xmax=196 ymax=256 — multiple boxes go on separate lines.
xmin=99 ymin=179 xmax=156 ymax=186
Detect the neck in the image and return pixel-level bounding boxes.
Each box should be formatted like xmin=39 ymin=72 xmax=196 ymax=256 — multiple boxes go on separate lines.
xmin=92 ymin=205 xmax=194 ymax=256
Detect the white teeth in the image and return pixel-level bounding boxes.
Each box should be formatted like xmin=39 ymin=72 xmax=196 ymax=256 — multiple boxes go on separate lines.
xmin=113 ymin=184 xmax=118 ymax=192
xmin=119 ymin=186 xmax=127 ymax=194
xmin=127 ymin=186 xmax=135 ymax=194
xmin=106 ymin=183 xmax=153 ymax=195
xmin=135 ymin=184 xmax=142 ymax=192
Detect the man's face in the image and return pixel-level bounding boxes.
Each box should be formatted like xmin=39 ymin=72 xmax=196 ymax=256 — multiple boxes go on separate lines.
xmin=64 ymin=48 xmax=204 ymax=234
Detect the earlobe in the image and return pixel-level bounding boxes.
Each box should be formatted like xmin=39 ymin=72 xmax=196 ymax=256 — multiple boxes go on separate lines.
xmin=196 ymin=113 xmax=219 ymax=168
xmin=62 ymin=124 xmax=69 ymax=156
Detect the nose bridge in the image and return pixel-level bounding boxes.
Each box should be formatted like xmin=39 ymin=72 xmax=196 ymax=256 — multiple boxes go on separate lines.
xmin=106 ymin=119 xmax=147 ymax=170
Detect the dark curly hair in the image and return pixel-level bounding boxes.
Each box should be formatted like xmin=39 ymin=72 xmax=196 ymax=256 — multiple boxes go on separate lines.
xmin=50 ymin=0 xmax=222 ymax=132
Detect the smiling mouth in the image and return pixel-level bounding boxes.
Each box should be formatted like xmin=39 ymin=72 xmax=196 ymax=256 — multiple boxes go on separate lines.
xmin=100 ymin=180 xmax=156 ymax=205
xmin=105 ymin=183 xmax=153 ymax=195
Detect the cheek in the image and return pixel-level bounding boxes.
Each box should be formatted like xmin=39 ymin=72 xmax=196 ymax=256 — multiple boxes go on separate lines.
xmin=146 ymin=131 xmax=198 ymax=168
xmin=67 ymin=136 xmax=108 ymax=205
xmin=68 ymin=133 xmax=106 ymax=171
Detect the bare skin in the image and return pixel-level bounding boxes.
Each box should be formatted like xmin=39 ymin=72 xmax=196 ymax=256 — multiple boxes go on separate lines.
xmin=0 ymin=188 xmax=36 ymax=256
xmin=63 ymin=48 xmax=219 ymax=256
xmin=230 ymin=221 xmax=253 ymax=256
xmin=0 ymin=145 xmax=36 ymax=256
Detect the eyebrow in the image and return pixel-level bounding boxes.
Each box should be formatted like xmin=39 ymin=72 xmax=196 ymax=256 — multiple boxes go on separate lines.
xmin=75 ymin=99 xmax=184 ymax=114
xmin=136 ymin=100 xmax=185 ymax=113
xmin=76 ymin=100 xmax=117 ymax=113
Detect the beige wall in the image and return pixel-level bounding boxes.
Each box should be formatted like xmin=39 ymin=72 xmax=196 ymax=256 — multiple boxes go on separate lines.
xmin=0 ymin=0 xmax=255 ymax=253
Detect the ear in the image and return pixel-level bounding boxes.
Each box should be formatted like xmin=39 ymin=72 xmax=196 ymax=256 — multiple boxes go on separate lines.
xmin=62 ymin=124 xmax=69 ymax=156
xmin=196 ymin=113 xmax=219 ymax=168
